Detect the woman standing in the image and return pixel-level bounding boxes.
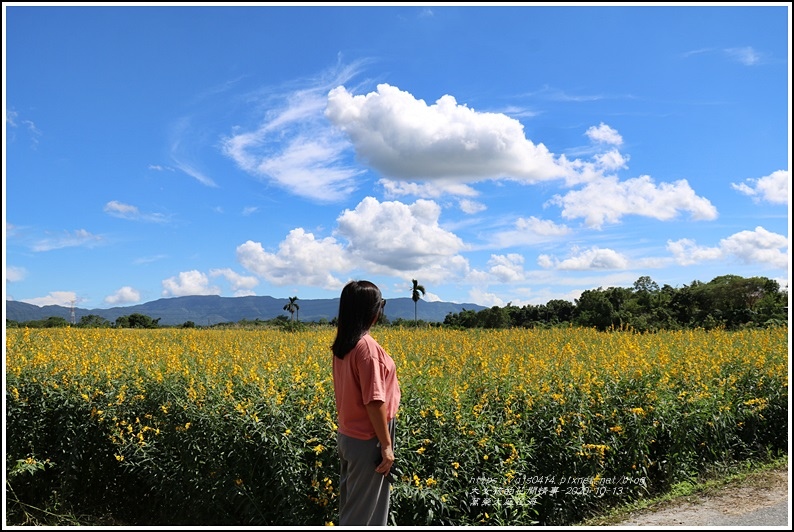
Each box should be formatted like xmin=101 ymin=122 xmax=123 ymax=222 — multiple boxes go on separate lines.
xmin=331 ymin=280 xmax=401 ymax=526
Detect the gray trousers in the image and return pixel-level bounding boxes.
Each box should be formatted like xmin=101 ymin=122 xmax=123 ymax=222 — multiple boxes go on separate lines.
xmin=337 ymin=419 xmax=396 ymax=526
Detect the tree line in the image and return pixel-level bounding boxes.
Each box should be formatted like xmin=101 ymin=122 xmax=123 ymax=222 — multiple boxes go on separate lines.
xmin=443 ymin=274 xmax=787 ymax=332
xmin=6 ymin=275 xmax=788 ymax=332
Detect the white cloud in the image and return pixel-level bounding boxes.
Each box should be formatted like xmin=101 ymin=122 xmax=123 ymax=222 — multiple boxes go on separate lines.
xmin=538 ymin=246 xmax=629 ymax=271
xmin=683 ymin=46 xmax=763 ymax=66
xmin=104 ymin=200 xmax=169 ymax=223
xmin=31 ymin=229 xmax=104 ymax=252
xmin=459 ymin=199 xmax=487 ymax=214
xmin=586 ymin=122 xmax=623 ymax=146
xmin=468 ymin=286 xmax=506 ymax=308
xmin=549 ymin=175 xmax=718 ymax=228
xmin=326 ymin=83 xmax=570 ymax=184
xmin=488 ymin=253 xmax=526 ymax=283
xmin=724 ymin=46 xmax=761 ymax=66
xmin=162 ymin=270 xmax=221 ymax=297
xmin=104 ymin=286 xmax=141 ymax=305
xmin=731 ymin=170 xmax=789 ymax=205
xmin=719 ymin=227 xmax=789 ymax=269
xmin=667 ymin=226 xmax=788 ymax=269
xmin=488 ymin=216 xmax=571 ymax=248
xmin=209 ymin=268 xmax=260 ymax=295
xmin=380 ymin=178 xmax=479 ymax=199
xmin=22 ymin=291 xmax=78 ymax=307
xmin=666 ymin=238 xmax=724 ymax=266
xmin=235 ymin=197 xmax=473 ymax=290
xmin=593 ymin=149 xmax=629 ymax=172
xmin=221 ymin=64 xmax=365 ymax=203
xmin=6 ymin=266 xmax=27 ymax=282
xmin=236 ymin=229 xmax=350 ymax=289
xmin=336 ymin=197 xmax=466 ymax=271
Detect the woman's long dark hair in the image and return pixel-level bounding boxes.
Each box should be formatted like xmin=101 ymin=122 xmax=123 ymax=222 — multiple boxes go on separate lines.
xmin=331 ymin=280 xmax=384 ymax=359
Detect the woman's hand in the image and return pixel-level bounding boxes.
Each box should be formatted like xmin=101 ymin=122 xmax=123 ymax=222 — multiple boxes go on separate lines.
xmin=375 ymin=444 xmax=395 ymax=476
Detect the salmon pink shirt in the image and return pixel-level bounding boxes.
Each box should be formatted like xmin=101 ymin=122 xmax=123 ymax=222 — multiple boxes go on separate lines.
xmin=333 ymin=333 xmax=401 ymax=440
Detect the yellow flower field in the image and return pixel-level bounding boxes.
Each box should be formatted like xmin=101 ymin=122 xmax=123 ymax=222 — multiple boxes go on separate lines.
xmin=5 ymin=325 xmax=788 ymax=525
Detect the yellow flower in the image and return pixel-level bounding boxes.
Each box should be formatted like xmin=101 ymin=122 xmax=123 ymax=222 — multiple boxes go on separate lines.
xmin=313 ymin=444 xmax=325 ymax=454
xmin=417 ymin=447 xmax=426 ymax=455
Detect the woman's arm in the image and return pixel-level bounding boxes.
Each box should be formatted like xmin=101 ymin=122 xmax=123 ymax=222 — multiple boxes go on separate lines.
xmin=365 ymin=400 xmax=394 ymax=475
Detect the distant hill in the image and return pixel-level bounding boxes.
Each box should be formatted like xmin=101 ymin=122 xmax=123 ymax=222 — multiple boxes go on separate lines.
xmin=5 ymin=295 xmax=487 ymax=326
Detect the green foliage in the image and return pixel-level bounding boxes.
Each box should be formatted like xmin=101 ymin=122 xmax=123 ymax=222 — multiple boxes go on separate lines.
xmin=442 ymin=274 xmax=786 ymax=331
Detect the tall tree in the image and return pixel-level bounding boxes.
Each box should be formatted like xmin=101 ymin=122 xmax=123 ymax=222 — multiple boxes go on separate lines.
xmin=283 ymin=296 xmax=300 ymax=322
xmin=411 ymin=279 xmax=426 ymax=322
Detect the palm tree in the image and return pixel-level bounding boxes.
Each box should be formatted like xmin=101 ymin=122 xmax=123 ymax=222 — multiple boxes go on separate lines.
xmin=283 ymin=296 xmax=300 ymax=322
xmin=410 ymin=279 xmax=425 ymax=323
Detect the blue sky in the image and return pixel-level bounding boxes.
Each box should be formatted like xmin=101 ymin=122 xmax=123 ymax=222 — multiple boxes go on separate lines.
xmin=4 ymin=3 xmax=791 ymax=310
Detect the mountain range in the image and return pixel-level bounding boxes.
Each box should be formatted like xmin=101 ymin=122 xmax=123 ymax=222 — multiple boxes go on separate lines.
xmin=5 ymin=295 xmax=488 ymax=326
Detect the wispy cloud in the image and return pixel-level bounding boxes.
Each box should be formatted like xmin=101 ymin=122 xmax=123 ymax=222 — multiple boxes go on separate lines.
xmin=169 ymin=116 xmax=219 ymax=187
xmin=221 ymin=60 xmax=369 ymax=203
xmin=724 ymin=46 xmax=761 ymax=66
xmin=683 ymin=46 xmax=763 ymax=66
xmin=6 ymin=108 xmax=43 ymax=146
xmin=133 ymin=254 xmax=168 ymax=265
xmin=104 ymin=200 xmax=170 ymax=223
xmin=32 ymin=229 xmax=104 ymax=252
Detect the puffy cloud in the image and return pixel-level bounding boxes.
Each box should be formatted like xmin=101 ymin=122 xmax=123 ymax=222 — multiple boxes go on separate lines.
xmin=731 ymin=170 xmax=789 ymax=205
xmin=236 ymin=229 xmax=350 ymax=289
xmin=586 ymin=122 xmax=623 ymax=146
xmin=667 ymin=226 xmax=788 ymax=269
xmin=235 ymin=197 xmax=472 ymax=290
xmin=719 ymin=227 xmax=789 ymax=268
xmin=209 ymin=268 xmax=260 ymax=296
xmin=336 ymin=197 xmax=466 ymax=271
xmin=326 ymin=83 xmax=569 ymax=183
xmin=459 ymin=199 xmax=487 ymax=214
xmin=488 ymin=254 xmax=526 ymax=283
xmin=538 ymin=247 xmax=629 ymax=271
xmin=549 ymin=175 xmax=718 ymax=229
xmin=104 ymin=286 xmax=141 ymax=305
xmin=162 ymin=270 xmax=221 ymax=297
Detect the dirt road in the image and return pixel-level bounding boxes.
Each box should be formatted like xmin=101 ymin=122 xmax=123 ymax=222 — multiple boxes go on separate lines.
xmin=611 ymin=464 xmax=789 ymax=527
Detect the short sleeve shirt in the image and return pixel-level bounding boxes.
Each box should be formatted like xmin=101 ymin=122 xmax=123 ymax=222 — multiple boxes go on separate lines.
xmin=333 ymin=333 xmax=401 ymax=440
